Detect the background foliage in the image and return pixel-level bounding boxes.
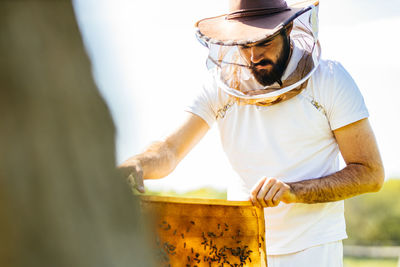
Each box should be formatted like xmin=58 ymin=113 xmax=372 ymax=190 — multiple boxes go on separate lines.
xmin=344 ymin=178 xmax=400 ymax=246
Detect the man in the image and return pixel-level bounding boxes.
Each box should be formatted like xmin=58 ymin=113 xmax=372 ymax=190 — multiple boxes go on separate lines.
xmin=119 ymin=0 xmax=384 ymax=266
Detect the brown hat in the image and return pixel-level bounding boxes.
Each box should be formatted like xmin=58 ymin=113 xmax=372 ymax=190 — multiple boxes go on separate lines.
xmin=195 ymin=0 xmax=319 ymax=45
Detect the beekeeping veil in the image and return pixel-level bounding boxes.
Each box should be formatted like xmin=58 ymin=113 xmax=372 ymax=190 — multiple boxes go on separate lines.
xmin=195 ymin=0 xmax=321 ymax=103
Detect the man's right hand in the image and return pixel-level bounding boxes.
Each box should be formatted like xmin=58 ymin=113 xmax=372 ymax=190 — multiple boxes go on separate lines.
xmin=119 ymin=159 xmax=145 ymax=193
xmin=117 ymin=112 xmax=210 ymax=194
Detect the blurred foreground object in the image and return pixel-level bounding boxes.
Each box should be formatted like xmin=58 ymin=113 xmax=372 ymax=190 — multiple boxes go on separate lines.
xmin=0 ymin=1 xmax=154 ymax=266
xmin=140 ymin=195 xmax=267 ymax=266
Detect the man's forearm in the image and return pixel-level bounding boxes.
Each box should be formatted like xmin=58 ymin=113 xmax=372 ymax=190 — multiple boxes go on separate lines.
xmin=125 ymin=140 xmax=178 ymax=180
xmin=120 ymin=113 xmax=209 ymax=183
xmin=288 ymin=163 xmax=384 ymax=204
xmin=250 ymin=119 xmax=385 ymax=207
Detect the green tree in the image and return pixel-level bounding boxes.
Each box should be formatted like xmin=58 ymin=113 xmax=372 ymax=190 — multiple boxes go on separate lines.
xmin=345 ymin=178 xmax=400 ymax=246
xmin=145 ymin=187 xmax=227 ymax=199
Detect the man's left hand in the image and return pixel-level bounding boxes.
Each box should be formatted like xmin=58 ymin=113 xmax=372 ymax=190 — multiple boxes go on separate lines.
xmin=250 ymin=177 xmax=297 ymax=208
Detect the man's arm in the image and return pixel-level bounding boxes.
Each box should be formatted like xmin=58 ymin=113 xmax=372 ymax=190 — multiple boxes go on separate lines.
xmin=119 ymin=112 xmax=210 ymax=192
xmin=250 ymin=118 xmax=385 ymax=207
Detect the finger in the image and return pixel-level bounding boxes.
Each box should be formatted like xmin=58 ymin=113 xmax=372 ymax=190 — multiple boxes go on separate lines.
xmin=132 ymin=164 xmax=145 ymax=193
xmin=264 ymin=182 xmax=281 ymax=207
xmin=275 ymin=183 xmax=294 ymax=204
xmin=134 ymin=172 xmax=145 ymax=193
xmin=128 ymin=171 xmax=145 ymax=194
xmin=272 ymin=189 xmax=285 ymax=205
xmin=257 ymin=178 xmax=276 ymax=207
xmin=250 ymin=177 xmax=267 ymax=207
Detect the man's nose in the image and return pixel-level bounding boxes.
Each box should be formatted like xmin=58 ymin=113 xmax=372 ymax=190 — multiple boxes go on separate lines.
xmin=250 ymin=47 xmax=263 ymax=64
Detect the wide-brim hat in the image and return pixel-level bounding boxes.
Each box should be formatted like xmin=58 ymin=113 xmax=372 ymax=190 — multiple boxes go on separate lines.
xmin=195 ymin=0 xmax=319 ymax=46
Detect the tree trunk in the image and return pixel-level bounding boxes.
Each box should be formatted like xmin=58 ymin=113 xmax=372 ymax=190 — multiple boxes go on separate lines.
xmin=0 ymin=1 xmax=154 ymax=266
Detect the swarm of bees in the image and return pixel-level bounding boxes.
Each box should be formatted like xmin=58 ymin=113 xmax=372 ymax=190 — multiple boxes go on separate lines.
xmin=155 ymin=219 xmax=255 ymax=267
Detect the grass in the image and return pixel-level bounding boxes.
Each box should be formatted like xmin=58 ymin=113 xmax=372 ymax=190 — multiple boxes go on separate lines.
xmin=344 ymin=257 xmax=398 ymax=267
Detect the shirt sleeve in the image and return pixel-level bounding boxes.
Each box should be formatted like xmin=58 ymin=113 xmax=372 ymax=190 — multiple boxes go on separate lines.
xmin=184 ymin=71 xmax=218 ymax=128
xmin=320 ymin=61 xmax=369 ymax=130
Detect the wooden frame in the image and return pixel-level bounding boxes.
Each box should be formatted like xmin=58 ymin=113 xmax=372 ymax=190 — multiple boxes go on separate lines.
xmin=140 ymin=195 xmax=267 ymax=266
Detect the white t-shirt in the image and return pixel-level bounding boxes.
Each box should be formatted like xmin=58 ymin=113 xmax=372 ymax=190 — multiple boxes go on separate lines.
xmin=185 ymin=58 xmax=369 ymax=255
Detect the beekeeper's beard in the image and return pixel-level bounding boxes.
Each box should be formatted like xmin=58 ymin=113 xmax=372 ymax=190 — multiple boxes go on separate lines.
xmin=249 ymin=33 xmax=291 ymax=87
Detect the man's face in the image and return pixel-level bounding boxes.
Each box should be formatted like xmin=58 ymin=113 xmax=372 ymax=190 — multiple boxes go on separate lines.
xmin=239 ymin=32 xmax=290 ymax=87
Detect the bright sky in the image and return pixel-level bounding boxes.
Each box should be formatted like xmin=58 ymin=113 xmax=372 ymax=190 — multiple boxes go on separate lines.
xmin=73 ymin=0 xmax=400 ymax=192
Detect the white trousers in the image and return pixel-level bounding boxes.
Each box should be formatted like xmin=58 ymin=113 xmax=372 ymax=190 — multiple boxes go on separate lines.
xmin=267 ymin=241 xmax=343 ymax=267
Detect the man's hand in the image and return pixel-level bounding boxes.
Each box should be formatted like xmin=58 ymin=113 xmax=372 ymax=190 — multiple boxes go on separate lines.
xmin=117 ymin=113 xmax=210 ymax=194
xmin=250 ymin=177 xmax=297 ymax=208
xmin=119 ymin=159 xmax=145 ymax=193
